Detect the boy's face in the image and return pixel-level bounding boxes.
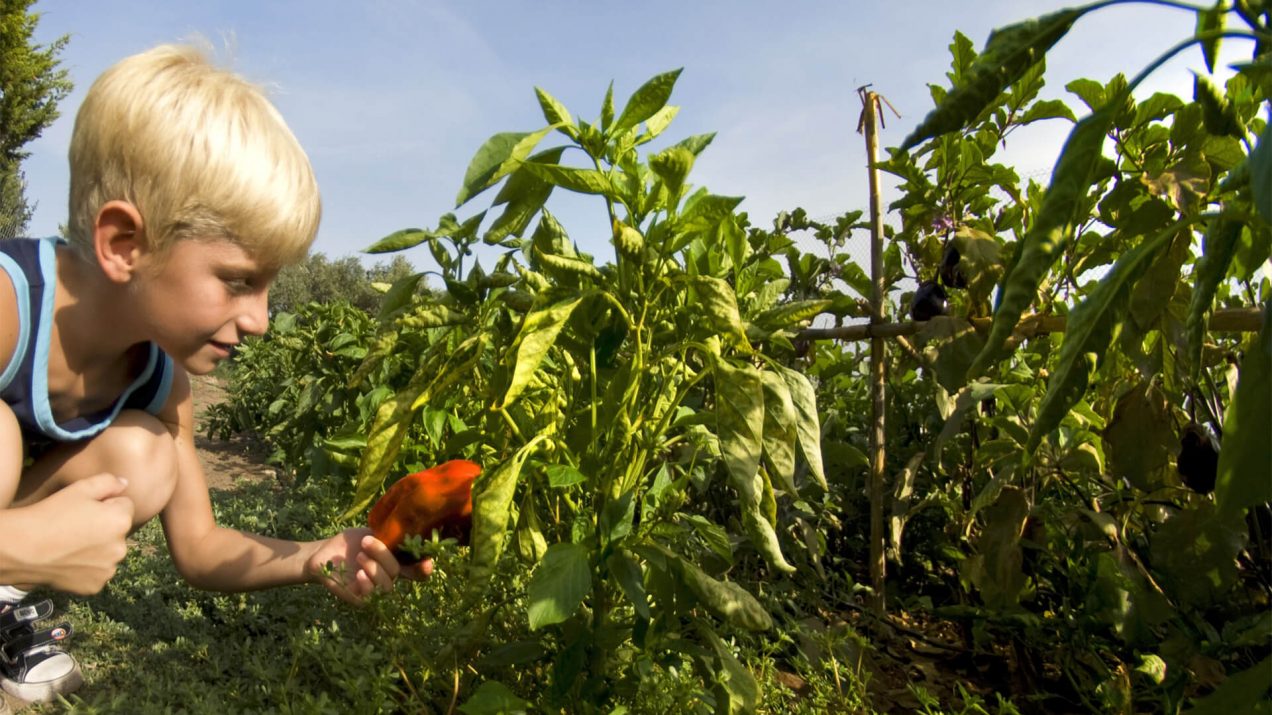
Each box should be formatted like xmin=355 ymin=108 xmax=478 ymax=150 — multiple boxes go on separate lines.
xmin=131 ymin=238 xmax=276 ymax=375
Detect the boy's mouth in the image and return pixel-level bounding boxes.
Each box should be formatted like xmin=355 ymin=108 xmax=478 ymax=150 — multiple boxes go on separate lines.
xmin=209 ymin=340 xmax=238 ymax=357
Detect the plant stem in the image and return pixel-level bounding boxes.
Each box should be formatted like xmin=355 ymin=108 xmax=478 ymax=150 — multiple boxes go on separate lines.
xmin=498 ymin=407 xmax=523 ymax=441
xmin=590 ymin=342 xmax=598 ymax=435
xmin=1124 ymin=30 xmax=1268 ymax=97
xmin=1092 ymin=0 xmax=1216 ymax=14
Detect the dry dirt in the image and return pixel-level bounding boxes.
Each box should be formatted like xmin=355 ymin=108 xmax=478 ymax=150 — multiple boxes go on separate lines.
xmin=188 ymin=373 xmax=279 ymax=489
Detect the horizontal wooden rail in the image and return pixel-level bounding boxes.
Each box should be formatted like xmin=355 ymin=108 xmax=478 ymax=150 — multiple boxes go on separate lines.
xmin=797 ymin=307 xmax=1264 ymax=342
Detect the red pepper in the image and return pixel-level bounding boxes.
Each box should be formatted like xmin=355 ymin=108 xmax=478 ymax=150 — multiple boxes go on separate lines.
xmin=368 ymin=459 xmax=480 ymax=564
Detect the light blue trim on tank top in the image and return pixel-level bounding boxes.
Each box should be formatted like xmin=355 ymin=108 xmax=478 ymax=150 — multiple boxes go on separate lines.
xmin=145 ymin=352 xmax=174 ymax=413
xmin=0 ymin=253 xmax=32 ymax=392
xmin=31 ymin=237 xmax=160 ymax=441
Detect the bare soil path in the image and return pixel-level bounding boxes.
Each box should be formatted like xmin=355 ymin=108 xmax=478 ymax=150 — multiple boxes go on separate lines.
xmin=188 ymin=373 xmax=279 ymax=489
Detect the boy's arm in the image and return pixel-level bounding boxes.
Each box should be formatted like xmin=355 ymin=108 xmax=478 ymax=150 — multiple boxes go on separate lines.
xmin=0 ymin=270 xmax=137 ymax=594
xmin=157 ymin=369 xmax=399 ymax=602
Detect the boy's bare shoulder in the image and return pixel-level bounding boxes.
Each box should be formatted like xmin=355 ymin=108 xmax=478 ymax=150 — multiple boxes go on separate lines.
xmin=0 ymin=267 xmax=17 ymax=377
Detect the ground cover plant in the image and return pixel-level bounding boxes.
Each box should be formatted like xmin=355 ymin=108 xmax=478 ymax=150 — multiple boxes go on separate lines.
xmin=50 ymin=0 xmax=1272 ymax=712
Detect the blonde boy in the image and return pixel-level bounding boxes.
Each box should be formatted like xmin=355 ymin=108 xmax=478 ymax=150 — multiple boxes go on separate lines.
xmin=0 ymin=44 xmax=421 ymax=704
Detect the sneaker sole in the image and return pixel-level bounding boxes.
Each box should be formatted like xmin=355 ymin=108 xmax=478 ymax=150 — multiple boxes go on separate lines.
xmin=1 ymin=663 xmax=83 ymax=703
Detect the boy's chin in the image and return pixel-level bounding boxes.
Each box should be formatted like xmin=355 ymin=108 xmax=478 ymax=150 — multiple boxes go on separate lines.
xmin=180 ymin=360 xmax=219 ymax=376
xmin=179 ymin=351 xmax=227 ymax=375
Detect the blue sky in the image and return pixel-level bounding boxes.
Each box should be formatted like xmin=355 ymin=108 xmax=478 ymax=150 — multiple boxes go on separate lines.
xmin=21 ymin=1 xmax=1245 ymax=270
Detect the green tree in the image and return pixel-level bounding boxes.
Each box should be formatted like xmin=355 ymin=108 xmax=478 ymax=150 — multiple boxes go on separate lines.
xmin=0 ymin=0 xmax=71 ymax=239
xmin=366 ymin=254 xmax=416 ymax=288
xmin=270 ymin=252 xmax=422 ymax=315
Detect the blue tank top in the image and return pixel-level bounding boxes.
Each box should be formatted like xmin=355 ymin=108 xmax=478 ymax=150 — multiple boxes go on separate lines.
xmin=0 ymin=237 xmax=174 ymax=448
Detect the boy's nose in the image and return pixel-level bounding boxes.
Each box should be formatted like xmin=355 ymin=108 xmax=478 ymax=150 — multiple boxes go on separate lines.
xmin=238 ymin=289 xmax=270 ymax=336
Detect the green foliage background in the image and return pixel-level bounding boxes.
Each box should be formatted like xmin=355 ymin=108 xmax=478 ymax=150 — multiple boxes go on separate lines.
xmin=67 ymin=1 xmax=1272 ymax=713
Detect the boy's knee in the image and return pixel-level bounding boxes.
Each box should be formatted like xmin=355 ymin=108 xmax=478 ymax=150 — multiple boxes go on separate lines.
xmin=10 ymin=410 xmax=177 ymax=530
xmin=0 ymin=402 xmax=21 ymax=507
xmin=102 ymin=410 xmax=175 ymax=469
xmin=102 ymin=411 xmax=178 ymax=520
xmin=22 ymin=410 xmax=178 ymax=522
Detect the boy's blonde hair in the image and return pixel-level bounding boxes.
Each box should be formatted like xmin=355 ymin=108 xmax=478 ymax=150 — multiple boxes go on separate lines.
xmin=68 ymin=43 xmax=320 ymax=269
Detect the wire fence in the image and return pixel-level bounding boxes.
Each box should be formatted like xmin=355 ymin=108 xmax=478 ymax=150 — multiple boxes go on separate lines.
xmin=0 ymin=212 xmax=25 ymax=240
xmin=0 ymin=164 xmax=35 ymax=241
xmin=790 ymin=212 xmax=914 ymax=330
xmin=796 ymin=154 xmax=1061 ymax=332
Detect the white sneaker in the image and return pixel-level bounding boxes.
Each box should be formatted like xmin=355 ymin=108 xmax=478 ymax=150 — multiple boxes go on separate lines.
xmin=0 ymin=599 xmax=83 ymax=702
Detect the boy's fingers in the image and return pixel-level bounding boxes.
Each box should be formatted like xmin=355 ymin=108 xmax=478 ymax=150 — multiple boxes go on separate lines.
xmin=71 ymin=473 xmax=131 ymax=501
xmin=354 ymin=569 xmax=372 ymax=597
xmin=333 ymin=582 xmax=362 ymax=606
xmin=318 ymin=566 xmax=365 ymax=606
xmin=356 ymin=552 xmax=394 ymax=593
xmin=401 ymin=558 xmax=434 ymax=581
xmin=102 ymin=494 xmax=135 ymax=513
xmin=359 ymin=535 xmax=400 ymax=579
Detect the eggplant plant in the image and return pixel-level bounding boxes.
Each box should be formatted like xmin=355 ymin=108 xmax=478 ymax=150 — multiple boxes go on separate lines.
xmin=877 ymin=1 xmax=1271 ymax=710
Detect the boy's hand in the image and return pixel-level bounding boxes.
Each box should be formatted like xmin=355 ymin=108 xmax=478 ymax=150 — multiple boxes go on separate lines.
xmin=1 ymin=474 xmax=134 ymax=594
xmin=305 ymin=528 xmax=434 ymax=606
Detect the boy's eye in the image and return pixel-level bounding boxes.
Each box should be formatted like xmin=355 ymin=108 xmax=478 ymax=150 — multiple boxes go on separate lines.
xmin=223 ymin=277 xmax=253 ymax=293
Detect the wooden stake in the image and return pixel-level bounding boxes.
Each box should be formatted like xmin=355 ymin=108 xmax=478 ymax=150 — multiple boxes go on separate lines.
xmin=859 ymin=87 xmax=887 ymax=615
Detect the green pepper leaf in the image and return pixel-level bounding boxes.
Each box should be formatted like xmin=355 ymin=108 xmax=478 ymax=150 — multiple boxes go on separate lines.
xmin=612 ymin=69 xmax=683 ymax=137
xmin=716 ymin=360 xmax=795 ymax=573
xmin=647 ymin=545 xmax=773 ymax=631
xmin=500 ymin=295 xmax=588 ymax=409
xmin=968 ymin=106 xmax=1115 ymax=380
xmin=365 ymin=228 xmax=431 ymax=254
xmin=1028 ymin=226 xmax=1175 ymax=453
xmin=527 ymin=543 xmax=592 ymax=630
xmin=760 ymin=370 xmax=798 ymax=493
xmin=901 ymin=7 xmax=1086 ymax=150
xmin=1196 ymin=0 xmax=1226 ymax=74
xmin=456 ymin=127 xmax=554 ymax=208
xmin=774 ymin=364 xmax=827 ymax=490
xmin=1187 ymin=218 xmax=1244 ymax=377
xmin=468 ymin=436 xmax=546 ymax=600
xmin=1214 ymin=304 xmax=1272 ymax=519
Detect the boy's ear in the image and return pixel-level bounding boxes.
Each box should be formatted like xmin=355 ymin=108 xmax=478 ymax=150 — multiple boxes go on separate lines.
xmin=93 ymin=201 xmax=146 ymax=283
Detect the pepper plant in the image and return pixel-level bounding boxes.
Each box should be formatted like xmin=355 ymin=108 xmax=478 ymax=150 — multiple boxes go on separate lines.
xmin=345 ymin=70 xmax=834 ymax=710
xmin=205 ymin=300 xmax=380 ymax=482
